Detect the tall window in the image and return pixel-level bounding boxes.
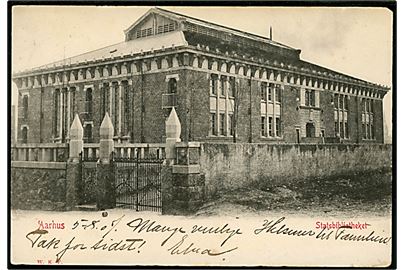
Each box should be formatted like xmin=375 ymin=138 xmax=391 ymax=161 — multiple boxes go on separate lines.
xmin=305 ymin=91 xmax=310 ymax=106
xmin=335 ymin=121 xmax=339 ymax=137
xmin=62 ymin=88 xmax=68 ymax=141
xmin=122 ymin=81 xmax=130 ymax=136
xmin=220 ymin=76 xmax=226 ymax=96
xmin=70 ymin=88 xmax=76 ymax=121
xmin=53 ymin=89 xmax=60 ymax=136
xmin=210 ymin=74 xmax=217 ymax=95
xmin=229 ymin=77 xmax=236 ymax=97
xmin=310 ymin=90 xmax=315 ymax=106
xmin=21 ymin=126 xmax=28 ymax=144
xmin=306 ymin=123 xmax=315 ymax=138
xmin=268 ymin=117 xmax=273 ymax=137
xmin=229 ymin=114 xmax=234 ymax=136
xmin=261 ymin=117 xmax=266 ymax=136
xmin=261 ymin=82 xmax=282 ymax=138
xmin=220 ymin=113 xmax=225 ymax=135
xmin=275 ymin=85 xmax=282 ymax=103
xmin=276 ymin=117 xmax=281 ymax=137
xmin=305 ymin=90 xmax=315 ymax=106
xmin=101 ymin=83 xmax=109 ymax=121
xmin=261 ymin=83 xmax=266 ymax=101
xmin=334 ymin=94 xmax=339 ymax=109
xmin=362 ymin=98 xmax=374 ymax=139
xmin=210 ymin=113 xmax=216 ymax=135
xmin=168 ymin=78 xmax=177 ymax=94
xmin=334 ymin=93 xmax=349 ymax=139
xmin=209 ymin=74 xmax=236 ymax=137
xmin=113 ymin=82 xmax=119 ymax=136
xmin=267 ymin=84 xmax=273 ymax=102
xmin=344 ymin=95 xmax=349 ymax=110
xmin=85 ymin=88 xmax=93 ymax=119
xmin=345 ymin=122 xmax=349 ymax=138
xmin=84 ymin=124 xmax=92 ymax=143
xmin=22 ymin=95 xmax=28 ymax=120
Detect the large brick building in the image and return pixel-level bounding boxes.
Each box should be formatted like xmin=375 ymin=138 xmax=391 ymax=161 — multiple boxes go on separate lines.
xmin=13 ymin=8 xmax=389 ymax=144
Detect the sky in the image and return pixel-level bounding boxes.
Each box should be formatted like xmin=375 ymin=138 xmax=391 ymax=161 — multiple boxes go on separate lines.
xmin=11 ymin=6 xmax=393 ymax=137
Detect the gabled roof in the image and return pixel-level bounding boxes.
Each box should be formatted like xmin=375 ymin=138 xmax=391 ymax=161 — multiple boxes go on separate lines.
xmin=124 ymin=7 xmax=298 ymax=51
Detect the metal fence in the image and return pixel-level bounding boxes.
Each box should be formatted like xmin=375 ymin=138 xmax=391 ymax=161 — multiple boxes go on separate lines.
xmin=114 ymin=157 xmax=163 ymax=212
xmin=79 ymin=153 xmax=98 ymax=205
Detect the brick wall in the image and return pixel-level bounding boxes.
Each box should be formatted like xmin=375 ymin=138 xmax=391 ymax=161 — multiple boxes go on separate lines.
xmin=16 ymin=67 xmax=387 ymax=145
xmin=183 ymin=70 xmax=210 ymax=141
xmin=348 ymin=95 xmax=359 ymax=143
xmin=282 ymin=85 xmax=300 ymax=143
xmin=320 ymin=90 xmax=335 ymax=138
xmin=374 ymin=99 xmax=384 ymax=143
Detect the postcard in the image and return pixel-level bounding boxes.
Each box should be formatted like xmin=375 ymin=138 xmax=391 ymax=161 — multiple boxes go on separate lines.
xmin=9 ymin=4 xmax=394 ymax=268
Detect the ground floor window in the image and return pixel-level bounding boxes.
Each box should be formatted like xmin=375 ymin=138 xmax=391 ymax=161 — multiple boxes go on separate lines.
xmin=276 ymin=117 xmax=281 ymax=137
xmin=261 ymin=117 xmax=265 ymax=136
xmin=21 ymin=126 xmax=28 ymax=143
xmin=228 ymin=114 xmax=234 ymax=136
xmin=220 ymin=113 xmax=225 ymax=135
xmin=210 ymin=113 xmax=216 ymax=135
xmin=268 ymin=117 xmax=273 ymax=137
xmin=306 ymin=122 xmax=315 ymax=138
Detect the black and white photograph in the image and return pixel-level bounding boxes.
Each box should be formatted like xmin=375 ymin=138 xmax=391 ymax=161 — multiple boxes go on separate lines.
xmin=8 ymin=3 xmax=395 ymax=267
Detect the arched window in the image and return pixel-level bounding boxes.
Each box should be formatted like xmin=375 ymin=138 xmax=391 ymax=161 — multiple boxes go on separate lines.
xmin=168 ymin=78 xmax=177 ymax=94
xmin=306 ymin=122 xmax=315 ymax=138
xmin=21 ymin=126 xmax=28 ymax=144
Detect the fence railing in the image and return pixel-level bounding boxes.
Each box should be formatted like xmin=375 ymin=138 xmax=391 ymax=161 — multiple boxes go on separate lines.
xmin=83 ymin=143 xmax=99 ymax=161
xmin=11 ymin=142 xmax=166 ymax=162
xmin=11 ymin=143 xmax=69 ymax=162
xmin=114 ymin=143 xmax=166 ymax=159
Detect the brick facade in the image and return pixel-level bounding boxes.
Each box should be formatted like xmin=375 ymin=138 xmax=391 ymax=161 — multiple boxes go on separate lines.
xmin=13 ymin=8 xmax=389 ymax=145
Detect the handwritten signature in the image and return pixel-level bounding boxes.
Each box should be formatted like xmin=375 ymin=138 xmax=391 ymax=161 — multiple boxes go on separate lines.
xmin=24 ymin=215 xmax=391 ymax=263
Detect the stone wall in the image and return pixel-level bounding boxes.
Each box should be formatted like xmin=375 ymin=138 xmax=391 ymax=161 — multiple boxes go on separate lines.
xmin=200 ymin=143 xmax=392 ymax=197
xmin=11 ymin=162 xmax=67 ymax=210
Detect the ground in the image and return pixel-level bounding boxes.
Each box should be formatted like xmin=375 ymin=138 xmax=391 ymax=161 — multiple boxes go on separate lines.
xmin=196 ymin=168 xmax=392 ymax=217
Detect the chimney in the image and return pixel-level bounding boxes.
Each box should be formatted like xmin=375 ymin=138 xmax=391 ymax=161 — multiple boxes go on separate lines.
xmin=269 ymin=26 xmax=273 ymax=41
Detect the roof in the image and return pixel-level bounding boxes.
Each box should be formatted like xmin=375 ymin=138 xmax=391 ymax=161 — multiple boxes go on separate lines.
xmin=16 ymin=31 xmax=188 ymax=74
xmin=125 ymin=7 xmax=297 ymax=51
xmin=13 ymin=8 xmax=389 ymax=90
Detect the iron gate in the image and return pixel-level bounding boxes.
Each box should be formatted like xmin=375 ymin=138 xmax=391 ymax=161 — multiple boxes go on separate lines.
xmin=79 ymin=154 xmax=98 ymax=205
xmin=114 ymin=157 xmax=163 ymax=212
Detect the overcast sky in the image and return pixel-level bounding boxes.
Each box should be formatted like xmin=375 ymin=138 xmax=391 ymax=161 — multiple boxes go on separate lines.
xmin=11 ymin=6 xmax=393 ymax=135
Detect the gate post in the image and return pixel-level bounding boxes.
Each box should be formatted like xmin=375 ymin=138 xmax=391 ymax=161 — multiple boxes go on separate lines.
xmin=97 ymin=113 xmax=115 ymax=210
xmin=162 ymin=108 xmax=181 ymax=214
xmin=66 ymin=114 xmax=83 ymax=210
xmin=165 ymin=108 xmax=181 ymax=165
xmin=162 ymin=108 xmax=205 ymax=215
xmin=169 ymin=142 xmax=205 ymax=215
